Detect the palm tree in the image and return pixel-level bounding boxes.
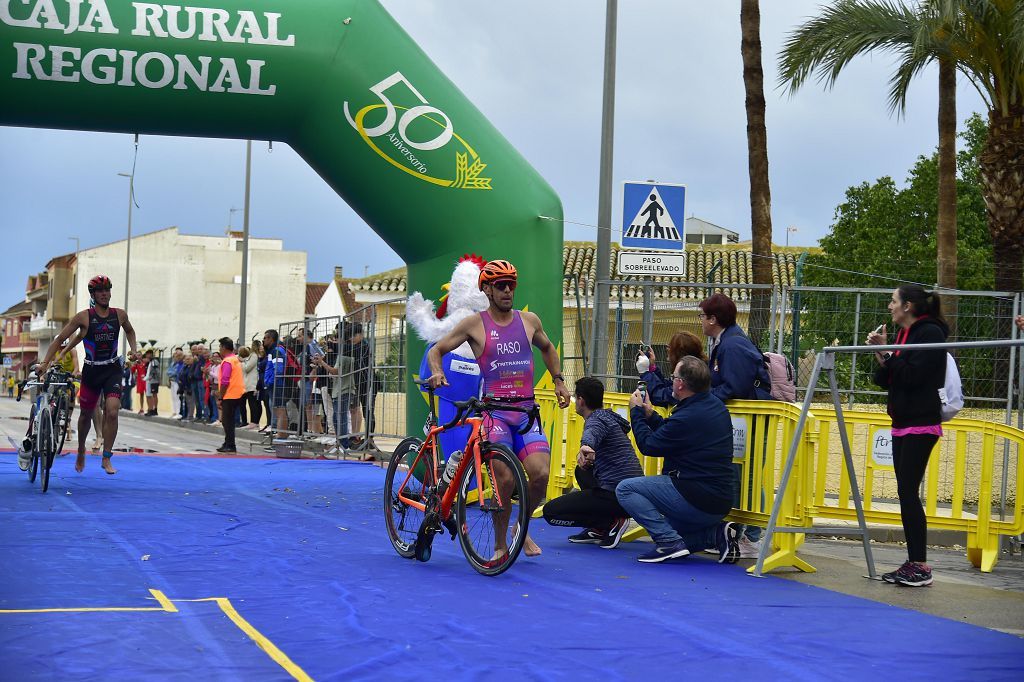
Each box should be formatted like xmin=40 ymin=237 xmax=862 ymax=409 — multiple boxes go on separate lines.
xmin=778 ymin=0 xmax=960 ymax=303
xmin=943 ymin=0 xmax=1024 ymax=295
xmin=780 ymin=0 xmax=1024 ymax=295
xmin=741 ymin=0 xmax=774 ymax=343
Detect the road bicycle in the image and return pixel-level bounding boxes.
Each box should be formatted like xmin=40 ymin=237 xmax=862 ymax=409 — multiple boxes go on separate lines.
xmin=18 ymin=367 xmax=74 ymax=493
xmin=384 ymin=387 xmax=536 ymax=576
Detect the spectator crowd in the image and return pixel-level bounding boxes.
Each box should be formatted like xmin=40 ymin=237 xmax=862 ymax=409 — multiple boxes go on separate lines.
xmin=121 ymin=322 xmax=378 ymax=456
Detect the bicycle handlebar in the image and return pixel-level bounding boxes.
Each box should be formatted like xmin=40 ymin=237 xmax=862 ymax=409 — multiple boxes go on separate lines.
xmin=419 ymin=383 xmax=541 ymax=435
xmin=441 ymin=396 xmax=540 ymax=435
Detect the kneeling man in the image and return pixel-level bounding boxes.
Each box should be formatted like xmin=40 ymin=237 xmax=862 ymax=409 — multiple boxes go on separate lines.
xmin=617 ymin=356 xmax=740 ymax=564
xmin=543 ymin=377 xmax=644 ymax=548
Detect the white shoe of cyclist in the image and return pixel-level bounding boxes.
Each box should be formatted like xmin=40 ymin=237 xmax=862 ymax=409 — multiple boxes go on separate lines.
xmin=17 ymin=450 xmax=31 ymax=471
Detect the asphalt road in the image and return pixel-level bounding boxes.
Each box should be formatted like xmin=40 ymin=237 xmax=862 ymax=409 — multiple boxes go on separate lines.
xmin=0 ymin=395 xmax=230 ymax=455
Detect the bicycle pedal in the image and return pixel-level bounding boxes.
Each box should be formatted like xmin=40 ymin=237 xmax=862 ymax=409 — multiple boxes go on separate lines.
xmin=442 ymin=517 xmax=458 ymax=539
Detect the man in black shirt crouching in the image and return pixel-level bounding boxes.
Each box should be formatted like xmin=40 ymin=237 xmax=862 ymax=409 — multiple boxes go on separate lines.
xmin=543 ymin=376 xmax=644 ymax=548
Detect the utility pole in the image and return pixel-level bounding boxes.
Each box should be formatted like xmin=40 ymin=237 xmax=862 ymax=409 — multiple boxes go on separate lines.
xmin=589 ymin=0 xmax=617 ymax=379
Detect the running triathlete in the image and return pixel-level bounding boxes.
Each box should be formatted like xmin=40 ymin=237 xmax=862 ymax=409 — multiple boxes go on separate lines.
xmin=37 ymin=275 xmax=139 ymax=475
xmin=426 ymin=260 xmax=572 ymax=556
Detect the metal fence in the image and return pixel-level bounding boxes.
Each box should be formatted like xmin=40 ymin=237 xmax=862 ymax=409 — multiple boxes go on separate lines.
xmin=584 ymin=279 xmax=1023 ymax=421
xmin=267 ymin=299 xmax=407 ymax=457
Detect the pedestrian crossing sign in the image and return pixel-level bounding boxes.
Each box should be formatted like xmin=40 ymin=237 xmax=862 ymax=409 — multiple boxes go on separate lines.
xmin=621 ymin=181 xmax=686 ymax=251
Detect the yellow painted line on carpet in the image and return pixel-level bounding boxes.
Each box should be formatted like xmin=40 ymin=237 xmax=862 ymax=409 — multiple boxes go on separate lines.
xmin=0 ymin=591 xmax=312 ymax=682
xmin=210 ymin=597 xmax=313 ymax=682
xmin=149 ymin=589 xmax=178 ymax=613
xmin=0 ymin=605 xmax=166 ymax=614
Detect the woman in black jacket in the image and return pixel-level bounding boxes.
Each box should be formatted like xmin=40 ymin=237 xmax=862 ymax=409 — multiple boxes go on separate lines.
xmin=867 ymin=284 xmax=948 ymax=587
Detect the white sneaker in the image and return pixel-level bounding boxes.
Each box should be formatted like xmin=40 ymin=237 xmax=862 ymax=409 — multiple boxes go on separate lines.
xmin=17 ymin=451 xmax=31 ymax=471
xmin=171 ymin=414 xmax=182 ymax=420
xmin=737 ymin=536 xmax=763 ymax=559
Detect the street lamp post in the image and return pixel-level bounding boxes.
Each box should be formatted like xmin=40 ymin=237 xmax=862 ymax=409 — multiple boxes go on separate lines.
xmin=238 ymin=140 xmax=252 ymax=346
xmin=786 ymin=225 xmax=798 ymax=248
xmin=117 ymin=172 xmax=134 ymax=355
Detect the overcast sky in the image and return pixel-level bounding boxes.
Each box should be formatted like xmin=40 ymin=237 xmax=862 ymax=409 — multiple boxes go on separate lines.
xmin=0 ymin=0 xmax=985 ymax=305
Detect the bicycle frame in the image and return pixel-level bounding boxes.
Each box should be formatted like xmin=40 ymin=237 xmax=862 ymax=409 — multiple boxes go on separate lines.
xmin=396 ymin=413 xmax=505 ymax=521
xmin=25 ymin=375 xmax=72 ymax=455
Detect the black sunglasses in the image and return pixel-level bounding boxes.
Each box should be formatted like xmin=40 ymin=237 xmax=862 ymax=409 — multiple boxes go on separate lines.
xmin=492 ymin=280 xmax=517 ymax=292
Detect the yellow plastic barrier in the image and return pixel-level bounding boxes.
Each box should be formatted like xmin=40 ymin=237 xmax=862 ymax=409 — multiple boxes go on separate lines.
xmin=538 ymin=388 xmax=1024 ymax=574
xmin=535 ymin=390 xmax=818 ymax=573
xmin=807 ymin=409 xmax=1024 ymax=573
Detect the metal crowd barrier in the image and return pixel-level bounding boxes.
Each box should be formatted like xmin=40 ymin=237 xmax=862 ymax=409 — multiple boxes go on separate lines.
xmin=758 ymin=337 xmax=1024 ymax=577
xmin=806 ymin=408 xmax=1024 ymax=573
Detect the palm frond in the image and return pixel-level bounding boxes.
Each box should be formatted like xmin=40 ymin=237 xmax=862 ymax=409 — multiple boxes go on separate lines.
xmin=779 ymin=0 xmax=922 ymax=97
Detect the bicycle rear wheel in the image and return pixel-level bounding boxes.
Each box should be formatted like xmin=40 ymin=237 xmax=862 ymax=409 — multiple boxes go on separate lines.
xmin=38 ymin=412 xmax=53 ymax=493
xmin=53 ymin=393 xmax=69 ymax=457
xmin=455 ymin=444 xmax=529 ymax=576
xmin=26 ymin=404 xmax=38 ymax=483
xmin=384 ymin=437 xmax=432 ymax=559
xmin=27 ymin=447 xmax=38 ymax=483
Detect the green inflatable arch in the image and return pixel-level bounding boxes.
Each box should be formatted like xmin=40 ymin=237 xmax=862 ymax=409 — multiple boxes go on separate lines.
xmin=0 ymin=0 xmax=563 ymax=431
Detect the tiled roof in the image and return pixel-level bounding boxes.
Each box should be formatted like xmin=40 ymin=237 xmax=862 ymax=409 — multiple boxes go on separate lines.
xmin=338 ymin=281 xmax=360 ymax=314
xmin=305 ymin=283 xmax=328 ymax=315
xmin=348 ymin=266 xmax=407 ymax=296
xmin=562 ymin=242 xmax=808 ymax=300
xmin=348 ymin=242 xmax=816 ymax=301
xmin=0 ymin=300 xmax=32 ymax=318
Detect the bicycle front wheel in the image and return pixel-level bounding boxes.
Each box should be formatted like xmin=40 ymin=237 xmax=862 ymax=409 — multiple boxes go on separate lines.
xmin=455 ymin=444 xmax=529 ymax=576
xmin=384 ymin=437 xmax=431 ymax=559
xmin=38 ymin=412 xmax=53 ymax=493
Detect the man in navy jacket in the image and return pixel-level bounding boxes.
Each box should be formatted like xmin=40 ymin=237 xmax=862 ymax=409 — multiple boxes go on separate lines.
xmin=616 ymin=356 xmax=740 ymax=564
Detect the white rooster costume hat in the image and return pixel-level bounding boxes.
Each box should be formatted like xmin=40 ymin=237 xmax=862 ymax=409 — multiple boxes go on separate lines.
xmin=406 ymin=254 xmax=488 ymax=358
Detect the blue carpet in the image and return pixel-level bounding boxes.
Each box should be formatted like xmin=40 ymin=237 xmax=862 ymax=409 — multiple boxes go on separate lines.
xmin=1 ymin=453 xmax=1021 ymax=681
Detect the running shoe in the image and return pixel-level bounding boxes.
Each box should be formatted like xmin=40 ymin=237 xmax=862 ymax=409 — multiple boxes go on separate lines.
xmin=600 ymin=518 xmax=629 ymax=549
xmin=637 ymin=538 xmax=690 ymax=563
xmin=568 ymin=528 xmax=604 ymax=544
xmin=894 ymin=563 xmax=933 ymax=587
xmin=881 ymin=560 xmax=914 ymax=584
xmin=716 ymin=521 xmax=741 ymax=564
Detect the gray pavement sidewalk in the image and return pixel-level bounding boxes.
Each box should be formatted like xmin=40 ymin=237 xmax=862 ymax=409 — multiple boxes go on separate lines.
xmin=774 ymin=538 xmax=1024 ymax=637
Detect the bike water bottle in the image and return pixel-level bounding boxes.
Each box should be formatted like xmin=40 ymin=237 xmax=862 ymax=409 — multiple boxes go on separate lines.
xmin=438 ymin=450 xmax=465 ymax=491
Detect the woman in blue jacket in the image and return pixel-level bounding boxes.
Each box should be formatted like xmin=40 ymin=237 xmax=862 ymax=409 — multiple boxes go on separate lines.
xmin=698 ymin=293 xmax=772 ymax=402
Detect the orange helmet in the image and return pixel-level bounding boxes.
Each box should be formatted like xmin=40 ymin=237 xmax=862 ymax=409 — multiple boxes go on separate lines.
xmin=478 ymin=260 xmax=517 ymax=289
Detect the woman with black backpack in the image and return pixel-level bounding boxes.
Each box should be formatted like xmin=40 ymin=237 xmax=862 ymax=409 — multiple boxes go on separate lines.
xmin=867 ymin=284 xmax=948 ymax=587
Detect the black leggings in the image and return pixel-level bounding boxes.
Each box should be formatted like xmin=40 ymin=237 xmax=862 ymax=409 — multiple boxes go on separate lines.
xmin=893 ymin=433 xmax=939 ymax=563
xmin=542 ymin=467 xmax=629 ymax=532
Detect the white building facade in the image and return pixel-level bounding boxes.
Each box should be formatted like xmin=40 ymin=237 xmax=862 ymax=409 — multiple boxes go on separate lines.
xmin=71 ymin=227 xmax=306 ymax=353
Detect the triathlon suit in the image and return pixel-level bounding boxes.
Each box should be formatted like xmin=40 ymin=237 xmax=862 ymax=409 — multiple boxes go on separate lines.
xmin=78 ymin=307 xmax=124 ymax=411
xmin=477 ymin=310 xmax=549 ymax=462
